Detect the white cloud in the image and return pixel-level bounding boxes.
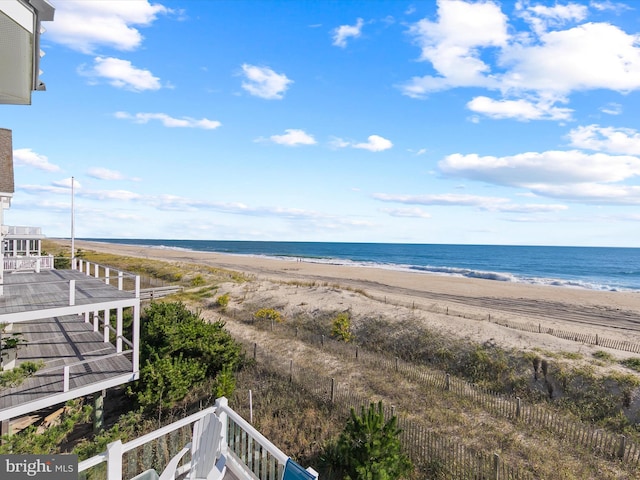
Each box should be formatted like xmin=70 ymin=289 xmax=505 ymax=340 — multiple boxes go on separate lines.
xmin=466 ymin=96 xmax=572 ymax=121
xmin=240 ymin=64 xmax=293 ymax=100
xmin=114 ymin=111 xmax=221 ymax=129
xmin=439 ymin=150 xmax=640 ymax=186
xmin=380 ymin=207 xmax=432 ymax=218
xmin=568 ymin=125 xmax=640 ymax=155
xmin=590 ymin=1 xmax=632 ymax=13
xmin=53 ymin=177 xmax=81 ymax=188
xmin=374 ymin=192 xmax=567 ymax=213
xmin=80 ymin=189 xmax=142 ymax=201
xmin=268 ymin=129 xmax=316 ymax=146
xmin=81 ymin=57 xmax=161 ymax=92
xmin=600 ymin=103 xmax=622 ymax=115
xmin=353 ymin=135 xmax=393 ymax=152
xmin=401 ymin=1 xmax=640 ymax=121
xmin=329 ymin=137 xmax=351 ymax=149
xmin=528 ymin=183 xmax=640 ymax=204
xmin=490 ymin=203 xmax=568 ymax=213
xmin=332 ymin=18 xmax=364 ymax=48
xmin=517 ymin=2 xmax=588 ymax=35
xmin=13 ymin=149 xmax=60 ymax=172
xmin=46 ymin=0 xmax=169 ymax=54
xmin=500 ymin=23 xmax=640 ymax=95
xmin=373 ymin=192 xmax=508 ymax=207
xmin=87 ymin=167 xmax=124 ymax=180
xmin=20 ymin=185 xmax=70 ymax=195
xmin=401 ymin=0 xmax=508 ymax=97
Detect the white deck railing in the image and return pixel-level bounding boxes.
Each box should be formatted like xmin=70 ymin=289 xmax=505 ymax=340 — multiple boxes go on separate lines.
xmin=4 ymin=225 xmax=42 ymax=235
xmin=78 ymin=397 xmax=317 ymax=480
xmin=3 ymin=255 xmax=54 ymax=271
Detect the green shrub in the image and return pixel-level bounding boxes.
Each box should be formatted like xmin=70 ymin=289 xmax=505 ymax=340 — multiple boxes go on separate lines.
xmin=215 ymin=293 xmax=230 ymax=309
xmin=134 ymin=353 xmax=206 ymax=409
xmin=129 ymin=302 xmax=243 ymax=410
xmin=331 ymin=312 xmax=353 ymax=342
xmin=254 ymin=308 xmax=283 ymax=323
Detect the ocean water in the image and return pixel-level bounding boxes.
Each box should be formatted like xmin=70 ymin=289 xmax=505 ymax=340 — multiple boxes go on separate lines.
xmin=85 ymin=239 xmax=640 ymax=292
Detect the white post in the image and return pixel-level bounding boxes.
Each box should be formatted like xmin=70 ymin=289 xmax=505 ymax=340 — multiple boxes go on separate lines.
xmin=135 ymin=275 xmax=140 ymax=298
xmin=214 ymin=397 xmax=229 ymax=451
xmin=85 ymin=261 xmax=90 ymax=275
xmin=69 ymin=280 xmax=76 ymax=306
xmin=63 ymin=365 xmax=70 ymax=392
xmin=132 ymin=305 xmax=140 ymax=373
xmin=35 ymin=258 xmax=40 ymax=273
xmin=84 ymin=311 xmax=90 ymax=323
xmin=93 ymin=311 xmax=99 ymax=332
xmin=94 ymin=263 xmax=99 ymax=278
xmin=71 ymin=175 xmax=75 ymax=270
xmin=118 ymin=271 xmax=123 ymax=291
xmin=105 ymin=267 xmax=110 ymax=286
xmin=116 ymin=308 xmax=123 ymax=352
xmin=106 ymin=440 xmax=123 ymax=480
xmin=103 ymin=309 xmax=110 ymax=343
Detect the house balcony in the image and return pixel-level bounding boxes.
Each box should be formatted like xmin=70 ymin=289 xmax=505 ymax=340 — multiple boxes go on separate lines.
xmin=79 ymin=397 xmax=318 ymax=480
xmin=0 ymin=260 xmax=141 ymax=423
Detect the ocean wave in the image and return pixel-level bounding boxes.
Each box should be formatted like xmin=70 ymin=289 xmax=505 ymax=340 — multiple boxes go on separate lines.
xmin=257 ymin=255 xmax=636 ymax=291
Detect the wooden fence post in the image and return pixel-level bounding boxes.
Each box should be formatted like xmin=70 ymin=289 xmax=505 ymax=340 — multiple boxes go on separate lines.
xmin=253 ymin=343 xmax=257 ymax=360
xmin=289 ymin=360 xmax=293 ymax=383
xmin=618 ymin=435 xmax=626 ymax=459
xmin=445 ymin=373 xmax=450 ymax=391
xmin=516 ymin=397 xmax=521 ymax=418
xmin=321 ymin=335 xmax=325 ymax=346
xmin=330 ymin=378 xmax=335 ymax=404
xmin=395 ymin=357 xmax=399 ymax=372
xmin=596 ymin=334 xmax=599 ymax=346
xmin=493 ymin=453 xmax=500 ymax=480
xmin=355 ymin=346 xmax=358 ymax=360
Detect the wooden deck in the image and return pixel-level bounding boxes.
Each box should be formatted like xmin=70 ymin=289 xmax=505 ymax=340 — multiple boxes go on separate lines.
xmin=0 ymin=269 xmax=134 ymax=316
xmin=0 ymin=315 xmax=134 ymax=411
xmin=0 ymin=268 xmax=139 ymax=420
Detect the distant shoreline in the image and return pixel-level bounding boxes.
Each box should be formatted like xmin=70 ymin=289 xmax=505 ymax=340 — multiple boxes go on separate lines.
xmin=56 ymin=238 xmax=640 ymax=293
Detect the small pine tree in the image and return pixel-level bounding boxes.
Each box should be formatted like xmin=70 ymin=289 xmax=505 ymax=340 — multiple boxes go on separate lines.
xmin=329 ymin=401 xmax=412 ymax=480
xmin=213 ymin=364 xmax=236 ymax=398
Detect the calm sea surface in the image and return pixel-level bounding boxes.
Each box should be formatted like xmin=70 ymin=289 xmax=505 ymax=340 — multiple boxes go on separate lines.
xmin=85 ymin=239 xmax=640 ymax=292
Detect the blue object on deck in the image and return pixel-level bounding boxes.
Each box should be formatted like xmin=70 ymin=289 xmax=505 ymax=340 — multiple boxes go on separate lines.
xmin=282 ymin=459 xmax=316 ymax=480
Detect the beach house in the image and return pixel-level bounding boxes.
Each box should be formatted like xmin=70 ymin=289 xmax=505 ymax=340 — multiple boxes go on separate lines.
xmin=1 ymin=2 xmax=318 ymax=478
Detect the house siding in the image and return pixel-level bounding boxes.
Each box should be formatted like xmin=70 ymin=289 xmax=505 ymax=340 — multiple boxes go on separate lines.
xmin=0 ymin=128 xmax=14 ymax=194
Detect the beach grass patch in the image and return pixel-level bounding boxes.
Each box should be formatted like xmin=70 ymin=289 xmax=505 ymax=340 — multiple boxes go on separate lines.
xmin=593 ymin=351 xmax=615 ymax=363
xmin=560 ymin=351 xmax=583 ymax=360
xmin=621 ymin=358 xmax=640 ymax=372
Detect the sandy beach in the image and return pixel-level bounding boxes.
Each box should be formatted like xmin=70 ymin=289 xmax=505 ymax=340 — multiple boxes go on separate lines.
xmin=58 ymin=239 xmax=640 ymax=361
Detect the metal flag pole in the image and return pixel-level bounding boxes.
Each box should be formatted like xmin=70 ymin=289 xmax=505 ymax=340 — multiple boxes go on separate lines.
xmin=71 ymin=176 xmax=75 ymax=270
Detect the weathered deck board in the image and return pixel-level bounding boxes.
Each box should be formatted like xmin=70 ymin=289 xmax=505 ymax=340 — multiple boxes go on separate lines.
xmin=0 ymin=269 xmax=138 ymax=417
xmin=0 ymin=315 xmax=133 ymax=410
xmin=0 ymin=270 xmax=134 ymax=316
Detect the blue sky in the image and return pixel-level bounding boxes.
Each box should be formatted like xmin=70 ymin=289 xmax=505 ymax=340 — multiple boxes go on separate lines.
xmin=3 ymin=0 xmax=640 ymax=246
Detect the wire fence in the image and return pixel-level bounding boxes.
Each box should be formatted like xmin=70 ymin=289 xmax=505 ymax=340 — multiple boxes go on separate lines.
xmin=242 ymin=337 xmax=537 ymax=480
xmin=240 ymin=321 xmax=640 ymax=470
